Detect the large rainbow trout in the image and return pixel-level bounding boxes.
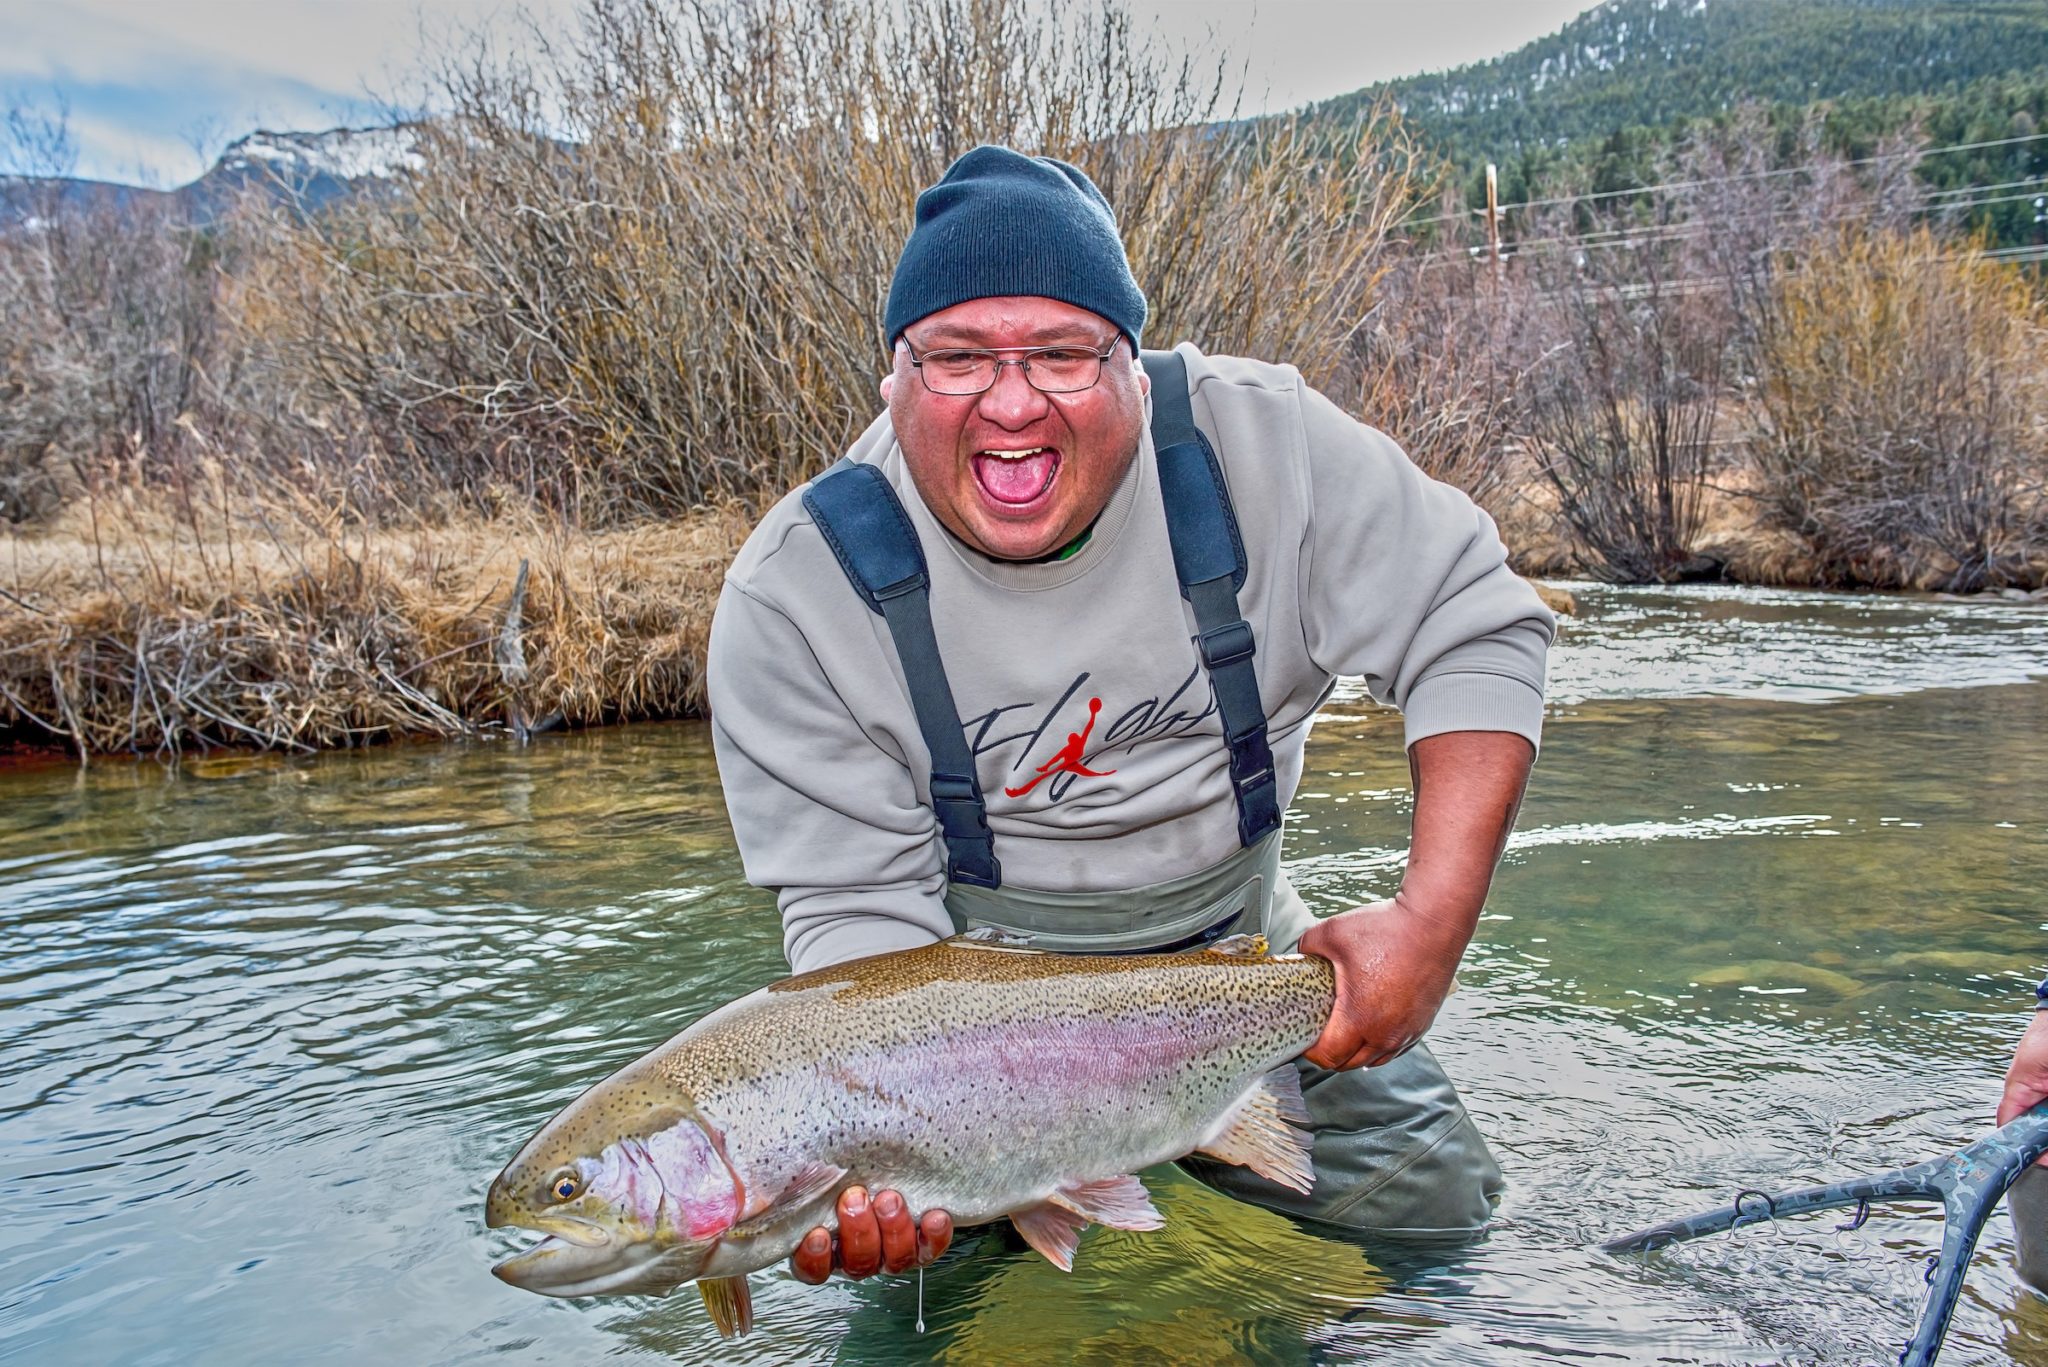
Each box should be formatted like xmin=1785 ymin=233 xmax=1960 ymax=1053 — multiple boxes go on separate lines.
xmin=486 ymin=929 xmax=1335 ymax=1336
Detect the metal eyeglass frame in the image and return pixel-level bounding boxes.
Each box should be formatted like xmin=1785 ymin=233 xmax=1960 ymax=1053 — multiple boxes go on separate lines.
xmin=900 ymin=338 xmax=1124 ymax=396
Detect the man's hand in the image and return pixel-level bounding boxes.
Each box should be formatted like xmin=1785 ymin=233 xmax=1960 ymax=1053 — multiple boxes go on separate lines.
xmin=1998 ymin=1011 xmax=2048 ymax=1166
xmin=1299 ymin=893 xmax=1468 ymax=1070
xmin=789 ymin=1186 xmax=952 ymax=1283
xmin=1298 ymin=729 xmax=1535 ymax=1072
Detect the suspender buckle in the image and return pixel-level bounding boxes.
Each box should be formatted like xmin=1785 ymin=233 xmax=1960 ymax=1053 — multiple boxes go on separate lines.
xmin=1195 ymin=618 xmax=1256 ymax=670
xmin=929 ymin=772 xmax=1001 ymax=889
xmin=929 ymin=772 xmax=990 ymax=834
xmin=1228 ymin=728 xmax=1275 ymax=792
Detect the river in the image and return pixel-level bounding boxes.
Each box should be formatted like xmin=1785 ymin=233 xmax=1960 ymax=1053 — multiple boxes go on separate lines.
xmin=4 ymin=584 xmax=2048 ymax=1365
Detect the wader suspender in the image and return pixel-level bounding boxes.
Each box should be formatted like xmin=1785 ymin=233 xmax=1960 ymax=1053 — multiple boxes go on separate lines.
xmin=802 ymin=461 xmax=1003 ymax=890
xmin=1140 ymin=348 xmax=1282 ymax=849
xmin=801 ymin=349 xmax=1280 ymax=891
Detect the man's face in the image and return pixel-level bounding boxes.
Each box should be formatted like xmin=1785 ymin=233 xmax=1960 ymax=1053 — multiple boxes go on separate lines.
xmin=883 ymin=295 xmax=1149 ymax=562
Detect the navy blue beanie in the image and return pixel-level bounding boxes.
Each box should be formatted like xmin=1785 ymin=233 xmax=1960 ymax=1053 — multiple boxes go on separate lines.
xmin=883 ymin=145 xmax=1147 ymax=349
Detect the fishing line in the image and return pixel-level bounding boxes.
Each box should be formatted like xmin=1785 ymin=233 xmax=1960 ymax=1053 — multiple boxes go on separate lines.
xmin=916 ymin=1266 xmax=926 ymax=1334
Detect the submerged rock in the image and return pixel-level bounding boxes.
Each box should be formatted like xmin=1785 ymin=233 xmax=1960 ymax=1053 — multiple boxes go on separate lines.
xmin=1691 ymin=960 xmax=1865 ymax=999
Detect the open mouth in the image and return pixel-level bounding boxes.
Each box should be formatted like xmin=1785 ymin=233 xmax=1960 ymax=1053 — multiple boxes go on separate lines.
xmin=489 ymin=1213 xmax=620 ymax=1295
xmin=492 ymin=1226 xmax=705 ymax=1300
xmin=971 ymin=447 xmax=1059 ymax=508
xmin=492 ymin=1227 xmax=639 ymax=1298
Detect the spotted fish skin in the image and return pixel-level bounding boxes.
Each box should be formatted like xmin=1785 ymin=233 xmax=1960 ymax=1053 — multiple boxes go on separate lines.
xmin=487 ymin=933 xmax=1335 ymax=1326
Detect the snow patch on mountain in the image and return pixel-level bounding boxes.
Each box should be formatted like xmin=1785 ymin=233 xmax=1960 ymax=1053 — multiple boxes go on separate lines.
xmin=215 ymin=126 xmax=425 ymax=184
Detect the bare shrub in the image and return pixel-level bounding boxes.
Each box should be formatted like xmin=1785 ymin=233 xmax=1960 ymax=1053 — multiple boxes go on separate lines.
xmin=1356 ymin=248 xmax=1531 ymax=516
xmin=256 ymin=0 xmax=1425 ymax=523
xmin=0 ymin=103 xmax=231 ymax=523
xmin=1749 ymin=228 xmax=2048 ymax=590
xmin=1667 ymin=106 xmax=1922 ymax=334
xmin=1507 ymin=187 xmax=1733 ymax=583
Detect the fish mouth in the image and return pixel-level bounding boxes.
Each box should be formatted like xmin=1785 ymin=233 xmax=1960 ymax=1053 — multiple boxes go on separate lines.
xmin=492 ymin=1222 xmax=704 ymax=1299
xmin=490 ymin=1212 xmax=710 ymax=1299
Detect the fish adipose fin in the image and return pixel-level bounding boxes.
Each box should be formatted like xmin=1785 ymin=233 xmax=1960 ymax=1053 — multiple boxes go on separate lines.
xmin=1048 ymin=1174 xmax=1164 ymax=1231
xmin=698 ymin=1275 xmax=754 ymax=1337
xmin=1196 ymin=1065 xmax=1315 ymax=1194
xmin=1203 ymin=933 xmax=1269 ymax=959
xmin=1011 ymin=1200 xmax=1089 ymax=1271
xmin=726 ymin=1160 xmax=848 ymax=1239
xmin=948 ymin=927 xmax=1038 ymax=951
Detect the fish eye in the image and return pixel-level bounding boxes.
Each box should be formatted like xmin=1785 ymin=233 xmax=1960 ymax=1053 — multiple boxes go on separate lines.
xmin=546 ymin=1170 xmax=580 ymax=1203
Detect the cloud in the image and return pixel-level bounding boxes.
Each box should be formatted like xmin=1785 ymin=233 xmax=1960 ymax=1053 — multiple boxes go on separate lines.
xmin=3 ymin=0 xmax=1602 ymax=185
xmin=0 ymin=0 xmax=450 ymax=181
xmin=60 ymin=107 xmax=218 ymax=186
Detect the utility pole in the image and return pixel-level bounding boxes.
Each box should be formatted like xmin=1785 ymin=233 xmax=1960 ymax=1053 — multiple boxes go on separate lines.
xmin=1485 ymin=162 xmax=1503 ymax=285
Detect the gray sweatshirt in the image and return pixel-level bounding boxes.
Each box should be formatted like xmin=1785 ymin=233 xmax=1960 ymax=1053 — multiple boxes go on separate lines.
xmin=709 ymin=345 xmax=1554 ymax=974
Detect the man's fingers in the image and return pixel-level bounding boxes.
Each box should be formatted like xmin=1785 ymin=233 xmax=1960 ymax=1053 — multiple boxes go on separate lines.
xmin=875 ymin=1190 xmax=917 ymax=1273
xmin=837 ymin=1186 xmax=882 ymax=1279
xmin=917 ymin=1208 xmax=953 ymax=1266
xmin=790 ymin=1226 xmax=832 ymax=1285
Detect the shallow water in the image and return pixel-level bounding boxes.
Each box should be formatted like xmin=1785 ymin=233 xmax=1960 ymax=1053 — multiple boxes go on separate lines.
xmin=4 ymin=585 xmax=2048 ymax=1365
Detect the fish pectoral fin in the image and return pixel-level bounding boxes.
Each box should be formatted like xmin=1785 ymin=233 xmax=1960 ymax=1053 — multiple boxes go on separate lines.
xmin=726 ymin=1161 xmax=848 ymax=1239
xmin=1202 ymin=933 xmax=1270 ymax=959
xmin=1195 ymin=1065 xmax=1316 ymax=1194
xmin=697 ymin=1275 xmax=754 ymax=1338
xmin=1048 ymin=1174 xmax=1163 ymax=1231
xmin=1010 ymin=1200 xmax=1089 ymax=1271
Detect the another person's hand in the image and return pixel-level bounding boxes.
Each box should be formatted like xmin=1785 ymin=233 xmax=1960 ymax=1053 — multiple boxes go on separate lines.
xmin=789 ymin=1186 xmax=952 ymax=1283
xmin=1297 ymin=892 xmax=1466 ymax=1071
xmin=1997 ymin=1009 xmax=2048 ymax=1166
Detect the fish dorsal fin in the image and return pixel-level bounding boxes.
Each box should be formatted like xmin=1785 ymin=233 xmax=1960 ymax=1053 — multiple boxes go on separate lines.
xmin=1195 ymin=1065 xmax=1316 ymax=1194
xmin=1047 ymin=1174 xmax=1163 ymax=1231
xmin=726 ymin=1160 xmax=847 ymax=1240
xmin=697 ymin=1275 xmax=754 ymax=1337
xmin=1010 ymin=1200 xmax=1088 ymax=1271
xmin=946 ymin=926 xmax=1040 ymax=952
xmin=1203 ymin=933 xmax=1269 ymax=959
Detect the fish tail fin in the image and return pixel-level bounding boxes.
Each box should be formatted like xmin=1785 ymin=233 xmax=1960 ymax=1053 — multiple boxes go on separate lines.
xmin=698 ymin=1275 xmax=754 ymax=1337
xmin=1196 ymin=1065 xmax=1315 ymax=1194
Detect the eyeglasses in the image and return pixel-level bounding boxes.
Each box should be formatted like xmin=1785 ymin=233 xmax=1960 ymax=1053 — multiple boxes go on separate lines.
xmin=902 ymin=338 xmax=1123 ymax=396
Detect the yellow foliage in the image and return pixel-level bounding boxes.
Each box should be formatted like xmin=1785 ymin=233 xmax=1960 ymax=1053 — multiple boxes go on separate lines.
xmin=1752 ymin=227 xmax=2048 ymax=589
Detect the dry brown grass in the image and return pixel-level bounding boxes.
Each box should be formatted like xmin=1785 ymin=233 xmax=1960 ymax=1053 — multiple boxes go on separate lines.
xmin=0 ymin=489 xmax=749 ymax=756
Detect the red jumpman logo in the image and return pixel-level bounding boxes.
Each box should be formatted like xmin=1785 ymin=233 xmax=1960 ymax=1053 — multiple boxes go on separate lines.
xmin=1004 ymin=697 xmax=1118 ymax=798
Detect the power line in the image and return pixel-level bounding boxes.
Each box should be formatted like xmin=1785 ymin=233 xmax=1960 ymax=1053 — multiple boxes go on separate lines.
xmin=1923 ymin=173 xmax=2048 ymax=200
xmin=1407 ymin=129 xmax=2048 ymax=228
xmin=1412 ymin=171 xmax=2048 ymax=265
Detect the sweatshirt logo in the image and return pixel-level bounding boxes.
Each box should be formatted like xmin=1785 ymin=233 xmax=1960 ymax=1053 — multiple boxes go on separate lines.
xmin=1002 ymin=697 xmax=1116 ymax=798
xmin=963 ymin=668 xmax=1217 ymax=807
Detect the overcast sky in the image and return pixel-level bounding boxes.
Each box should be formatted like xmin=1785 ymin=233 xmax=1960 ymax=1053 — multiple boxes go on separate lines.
xmin=2 ymin=0 xmax=1601 ymax=185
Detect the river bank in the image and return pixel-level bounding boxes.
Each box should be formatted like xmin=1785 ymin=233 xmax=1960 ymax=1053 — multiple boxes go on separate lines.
xmin=6 ymin=479 xmax=2042 ymax=760
xmin=0 ymin=496 xmax=751 ymax=757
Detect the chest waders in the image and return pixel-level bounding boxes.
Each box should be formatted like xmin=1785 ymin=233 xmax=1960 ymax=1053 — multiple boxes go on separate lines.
xmin=802 ymin=348 xmax=1505 ymax=1237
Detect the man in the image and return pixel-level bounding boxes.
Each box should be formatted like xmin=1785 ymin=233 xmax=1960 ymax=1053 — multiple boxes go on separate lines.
xmin=707 ymin=146 xmax=1553 ymax=1284
xmin=2000 ymin=995 xmax=2048 ymax=1291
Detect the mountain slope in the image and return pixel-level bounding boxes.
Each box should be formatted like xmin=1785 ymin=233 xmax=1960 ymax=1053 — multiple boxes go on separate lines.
xmin=1 ymin=125 xmax=424 ymax=227
xmin=1322 ymin=0 xmax=2048 ymax=162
